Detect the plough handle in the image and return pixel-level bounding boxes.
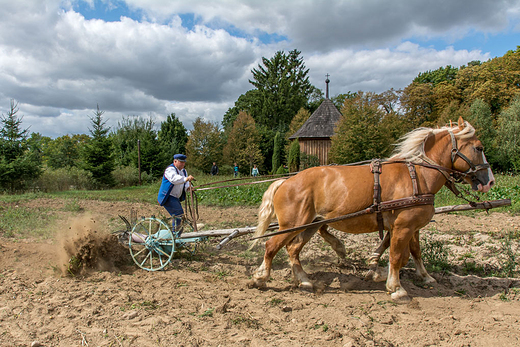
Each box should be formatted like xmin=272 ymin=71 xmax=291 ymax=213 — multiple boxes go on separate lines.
xmin=216 ymin=229 xmax=240 ymax=250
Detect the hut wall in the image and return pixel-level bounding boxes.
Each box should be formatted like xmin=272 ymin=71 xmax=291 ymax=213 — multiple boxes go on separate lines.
xmin=299 ymin=138 xmax=331 ymax=165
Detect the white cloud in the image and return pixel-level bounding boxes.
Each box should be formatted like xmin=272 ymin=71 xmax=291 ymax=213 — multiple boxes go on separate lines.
xmin=0 ymin=0 xmax=517 ymax=137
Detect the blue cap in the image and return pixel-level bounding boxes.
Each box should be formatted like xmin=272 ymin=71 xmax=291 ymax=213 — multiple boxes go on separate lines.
xmin=173 ymin=154 xmax=187 ymax=162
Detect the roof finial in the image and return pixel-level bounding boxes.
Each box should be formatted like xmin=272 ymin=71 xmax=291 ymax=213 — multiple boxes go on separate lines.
xmin=325 ymin=73 xmax=330 ymax=99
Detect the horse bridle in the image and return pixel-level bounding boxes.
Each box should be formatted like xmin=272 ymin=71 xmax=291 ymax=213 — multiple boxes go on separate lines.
xmin=447 ymin=130 xmax=490 ymax=184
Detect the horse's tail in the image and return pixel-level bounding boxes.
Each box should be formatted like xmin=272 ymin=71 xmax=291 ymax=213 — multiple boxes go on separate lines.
xmin=249 ymin=179 xmax=286 ymax=249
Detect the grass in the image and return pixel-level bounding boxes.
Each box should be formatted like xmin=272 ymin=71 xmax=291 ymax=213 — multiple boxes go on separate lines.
xmin=434 ymin=174 xmax=520 ymax=214
xmin=0 ymin=205 xmax=57 ymax=239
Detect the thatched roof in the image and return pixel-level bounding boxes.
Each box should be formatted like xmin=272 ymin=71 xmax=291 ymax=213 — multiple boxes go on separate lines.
xmin=289 ymin=98 xmax=341 ymax=139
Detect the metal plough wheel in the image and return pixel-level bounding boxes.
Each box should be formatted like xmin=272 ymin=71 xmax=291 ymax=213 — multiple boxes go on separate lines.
xmin=129 ymin=217 xmax=175 ymax=271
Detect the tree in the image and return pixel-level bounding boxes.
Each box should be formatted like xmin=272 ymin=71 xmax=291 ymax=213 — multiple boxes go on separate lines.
xmin=329 ymin=92 xmax=392 ymax=164
xmin=111 ymin=115 xmax=163 ymax=177
xmin=45 ymin=134 xmax=85 ymax=169
xmin=249 ymin=49 xmax=314 ymax=130
xmin=223 ymin=111 xmax=264 ymax=174
xmin=0 ymin=100 xmax=42 ymax=191
xmin=467 ymin=99 xmax=497 ymax=165
xmin=286 ymin=108 xmax=311 ymax=140
xmin=158 ymin=113 xmax=188 ymax=168
xmin=185 ymin=118 xmax=223 ymax=173
xmin=272 ymin=131 xmax=282 ymax=173
xmin=82 ymin=105 xmax=115 ymax=187
xmin=496 ymin=97 xmax=520 ymax=172
xmin=222 ymin=90 xmax=262 ymax=131
xmin=400 ymin=81 xmax=436 ymax=127
xmin=287 ymin=138 xmax=300 ymax=172
xmin=414 ymin=65 xmax=458 ymax=85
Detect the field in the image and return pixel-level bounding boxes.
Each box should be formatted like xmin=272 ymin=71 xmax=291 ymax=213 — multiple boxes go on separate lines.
xmin=0 ymin=177 xmax=520 ymax=346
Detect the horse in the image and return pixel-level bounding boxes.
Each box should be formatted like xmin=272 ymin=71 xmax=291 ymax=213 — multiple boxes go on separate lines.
xmin=249 ymin=117 xmax=495 ymax=303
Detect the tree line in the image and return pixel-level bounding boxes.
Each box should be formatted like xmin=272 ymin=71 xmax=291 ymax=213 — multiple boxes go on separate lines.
xmin=2 ymin=47 xmax=520 ymax=192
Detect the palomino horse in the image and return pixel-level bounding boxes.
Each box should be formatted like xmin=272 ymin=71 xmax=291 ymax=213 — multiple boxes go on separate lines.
xmin=249 ymin=117 xmax=495 ymax=302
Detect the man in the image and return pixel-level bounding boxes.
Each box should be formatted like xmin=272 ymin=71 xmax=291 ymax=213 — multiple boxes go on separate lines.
xmin=157 ymin=154 xmax=195 ymax=236
xmin=210 ymin=162 xmax=219 ymax=176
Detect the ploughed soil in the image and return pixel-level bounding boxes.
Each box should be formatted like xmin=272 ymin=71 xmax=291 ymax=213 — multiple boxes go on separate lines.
xmin=1 ymin=198 xmax=519 ymax=347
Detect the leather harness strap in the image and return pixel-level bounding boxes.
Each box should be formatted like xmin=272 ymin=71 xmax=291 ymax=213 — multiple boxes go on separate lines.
xmin=371 ymin=160 xmax=433 ymax=240
xmin=370 ymin=160 xmax=385 ymax=240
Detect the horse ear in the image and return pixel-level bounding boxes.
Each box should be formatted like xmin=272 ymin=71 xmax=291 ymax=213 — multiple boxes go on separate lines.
xmin=458 ymin=116 xmax=465 ymax=130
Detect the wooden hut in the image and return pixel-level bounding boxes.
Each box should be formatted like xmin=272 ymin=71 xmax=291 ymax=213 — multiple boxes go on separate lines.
xmin=289 ymin=76 xmax=341 ymax=165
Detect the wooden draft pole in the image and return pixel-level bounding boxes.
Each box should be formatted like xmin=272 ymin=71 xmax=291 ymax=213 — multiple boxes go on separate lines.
xmin=178 ymin=199 xmax=511 ymax=242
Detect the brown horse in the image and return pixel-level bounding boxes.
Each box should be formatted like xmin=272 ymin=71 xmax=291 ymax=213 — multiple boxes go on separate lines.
xmin=249 ymin=117 xmax=495 ymax=302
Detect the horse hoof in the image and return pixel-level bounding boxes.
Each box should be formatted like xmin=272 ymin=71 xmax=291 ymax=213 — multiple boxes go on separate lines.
xmin=423 ymin=275 xmax=436 ymax=284
xmin=247 ymin=279 xmax=266 ymax=289
xmin=299 ymin=281 xmax=314 ymax=292
xmin=372 ymin=268 xmax=388 ymax=282
xmin=390 ymin=288 xmax=411 ymax=304
xmin=364 ymin=270 xmax=375 ymax=281
xmin=337 ymin=258 xmax=349 ymax=267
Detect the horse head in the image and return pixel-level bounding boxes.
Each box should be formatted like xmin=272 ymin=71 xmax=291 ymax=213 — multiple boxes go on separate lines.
xmin=447 ymin=117 xmax=495 ymax=193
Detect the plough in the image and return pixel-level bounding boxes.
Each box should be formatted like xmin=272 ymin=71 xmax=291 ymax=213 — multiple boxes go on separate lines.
xmin=114 ymin=198 xmax=511 ymax=271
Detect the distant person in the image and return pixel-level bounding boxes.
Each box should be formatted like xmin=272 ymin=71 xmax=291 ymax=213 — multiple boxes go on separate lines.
xmin=211 ymin=162 xmax=219 ymax=176
xmin=251 ymin=164 xmax=259 ymax=177
xmin=234 ymin=163 xmax=239 ymax=177
xmin=157 ymin=154 xmax=195 ymax=236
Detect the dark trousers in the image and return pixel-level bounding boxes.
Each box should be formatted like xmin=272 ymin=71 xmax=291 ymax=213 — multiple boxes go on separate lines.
xmin=162 ymin=196 xmax=184 ymax=235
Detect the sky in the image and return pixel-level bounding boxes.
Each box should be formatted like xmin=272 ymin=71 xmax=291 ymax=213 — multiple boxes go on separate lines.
xmin=1 ymin=0 xmax=520 ymax=138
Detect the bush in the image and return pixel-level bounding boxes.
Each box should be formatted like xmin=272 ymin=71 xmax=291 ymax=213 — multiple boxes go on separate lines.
xmin=33 ymin=167 xmax=94 ymax=192
xmin=112 ymin=166 xmax=154 ymax=187
xmin=300 ymin=152 xmax=320 ymax=169
xmin=218 ymin=165 xmax=234 ymax=176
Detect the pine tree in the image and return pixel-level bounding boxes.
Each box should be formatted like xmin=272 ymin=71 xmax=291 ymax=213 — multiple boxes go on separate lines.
xmin=158 ymin=113 xmax=188 ymax=168
xmin=82 ymin=105 xmax=115 ymax=187
xmin=272 ymin=131 xmax=282 ymax=173
xmin=0 ymin=100 xmax=42 ymax=191
xmin=287 ymin=138 xmax=300 ymax=172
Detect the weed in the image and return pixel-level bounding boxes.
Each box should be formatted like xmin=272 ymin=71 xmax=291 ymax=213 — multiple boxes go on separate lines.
xmin=232 ymin=316 xmax=260 ymax=328
xmin=497 ymin=230 xmax=519 ymax=278
xmin=322 ymin=324 xmax=329 ymax=332
xmin=499 ymin=292 xmax=509 ymax=301
xmin=454 ymin=289 xmax=467 ymax=296
xmin=215 ymin=270 xmax=229 ymax=280
xmin=268 ymin=298 xmax=284 ymax=306
xmin=421 ymin=236 xmax=451 ymax=272
xmin=199 ymin=308 xmax=214 ymax=317
xmin=461 ymin=260 xmax=488 ymax=277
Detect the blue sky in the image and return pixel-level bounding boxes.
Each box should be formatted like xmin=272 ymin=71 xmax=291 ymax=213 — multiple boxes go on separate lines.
xmin=1 ymin=0 xmax=519 ymax=138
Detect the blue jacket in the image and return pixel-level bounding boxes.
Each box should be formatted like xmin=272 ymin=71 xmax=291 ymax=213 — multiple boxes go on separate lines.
xmin=157 ymin=164 xmax=187 ymax=205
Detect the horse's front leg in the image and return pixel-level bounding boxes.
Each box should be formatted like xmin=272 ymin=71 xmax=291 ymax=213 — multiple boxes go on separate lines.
xmin=249 ymin=235 xmax=284 ymax=288
xmin=409 ymin=230 xmax=436 ymax=284
xmin=387 ymin=228 xmax=414 ymax=303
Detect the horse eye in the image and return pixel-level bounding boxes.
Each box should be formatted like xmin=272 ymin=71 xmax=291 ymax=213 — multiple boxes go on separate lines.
xmin=475 ymin=146 xmax=484 ymax=152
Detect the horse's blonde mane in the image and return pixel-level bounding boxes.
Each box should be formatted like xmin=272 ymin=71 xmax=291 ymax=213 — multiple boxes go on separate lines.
xmin=389 ymin=121 xmax=476 ymax=162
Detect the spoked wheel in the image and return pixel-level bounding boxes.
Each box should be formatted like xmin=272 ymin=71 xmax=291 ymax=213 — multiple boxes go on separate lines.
xmin=129 ymin=217 xmax=175 ymax=271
